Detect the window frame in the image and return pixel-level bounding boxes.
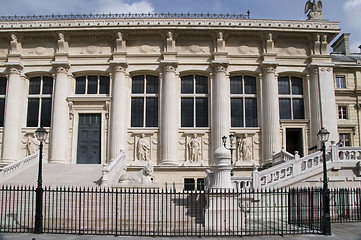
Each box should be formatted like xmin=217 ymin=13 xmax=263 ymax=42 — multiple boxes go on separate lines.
xmin=0 ymin=76 xmax=7 ymax=127
xmin=181 ymin=74 xmax=209 ymax=128
xmin=335 ymin=75 xmax=346 ymax=89
xmin=230 ymin=75 xmax=258 ymax=128
xmin=278 ymin=76 xmax=305 ymax=120
xmin=27 ymin=75 xmax=54 ymax=127
xmin=339 ymin=133 xmax=351 ymax=146
xmin=130 ymin=74 xmax=159 ymax=128
xmin=75 ymin=74 xmax=110 ymax=95
xmin=338 ymin=106 xmax=347 ymax=120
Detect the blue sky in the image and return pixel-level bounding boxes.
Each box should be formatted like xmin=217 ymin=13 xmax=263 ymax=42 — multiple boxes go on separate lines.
xmin=0 ymin=0 xmax=360 ymax=52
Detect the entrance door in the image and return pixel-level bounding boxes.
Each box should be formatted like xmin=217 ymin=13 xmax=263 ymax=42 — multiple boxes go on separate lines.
xmin=286 ymin=128 xmax=303 ymax=157
xmin=77 ymin=114 xmax=101 ymax=164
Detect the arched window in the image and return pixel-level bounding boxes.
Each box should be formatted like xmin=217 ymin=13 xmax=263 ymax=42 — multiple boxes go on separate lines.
xmin=75 ymin=74 xmax=110 ymax=94
xmin=230 ymin=75 xmax=258 ymax=127
xmin=27 ymin=76 xmax=53 ymax=127
xmin=278 ymin=76 xmax=304 ymax=119
xmin=131 ymin=74 xmax=159 ymax=127
xmin=181 ymin=75 xmax=208 ymax=127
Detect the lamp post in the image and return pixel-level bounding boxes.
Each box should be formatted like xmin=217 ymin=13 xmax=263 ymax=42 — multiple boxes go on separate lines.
xmin=317 ymin=127 xmax=331 ymax=235
xmin=222 ymin=134 xmax=241 ymax=176
xmin=34 ymin=127 xmax=48 ymax=234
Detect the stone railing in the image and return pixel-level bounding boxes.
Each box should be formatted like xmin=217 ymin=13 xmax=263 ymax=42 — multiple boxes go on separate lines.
xmin=232 ymin=144 xmax=361 ymax=189
xmin=0 ymin=152 xmax=39 ymax=182
xmin=101 ymin=150 xmax=126 ymax=187
xmin=272 ymin=147 xmax=300 ymax=165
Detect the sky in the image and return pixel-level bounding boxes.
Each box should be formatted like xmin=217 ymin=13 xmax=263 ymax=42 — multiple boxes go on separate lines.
xmin=0 ymin=0 xmax=360 ymax=52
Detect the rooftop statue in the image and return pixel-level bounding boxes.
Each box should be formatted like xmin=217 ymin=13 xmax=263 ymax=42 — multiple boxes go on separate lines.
xmin=305 ymin=0 xmax=323 ymax=20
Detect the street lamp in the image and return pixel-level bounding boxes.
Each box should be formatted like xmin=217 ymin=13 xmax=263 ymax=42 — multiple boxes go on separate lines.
xmin=34 ymin=126 xmax=48 ymax=234
xmin=222 ymin=134 xmax=241 ymax=176
xmin=317 ymin=127 xmax=331 ymax=235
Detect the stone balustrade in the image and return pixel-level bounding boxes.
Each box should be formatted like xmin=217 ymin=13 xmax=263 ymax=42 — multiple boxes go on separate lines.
xmin=101 ymin=150 xmax=126 ymax=187
xmin=338 ymin=147 xmax=361 ymax=161
xmin=272 ymin=147 xmax=300 ymax=165
xmin=0 ymin=152 xmax=39 ymax=182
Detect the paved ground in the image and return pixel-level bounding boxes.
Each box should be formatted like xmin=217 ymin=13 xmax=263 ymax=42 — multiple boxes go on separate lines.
xmin=1 ymin=222 xmax=361 ymax=240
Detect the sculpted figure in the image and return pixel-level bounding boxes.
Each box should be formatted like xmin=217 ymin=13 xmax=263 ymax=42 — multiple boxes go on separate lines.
xmin=22 ymin=133 xmax=39 ymax=155
xmin=137 ymin=134 xmax=150 ymax=161
xmin=118 ymin=165 xmax=154 ymax=184
xmin=305 ymin=0 xmax=323 ymax=19
xmin=239 ymin=134 xmax=252 ymax=161
xmin=188 ymin=134 xmax=201 ymax=162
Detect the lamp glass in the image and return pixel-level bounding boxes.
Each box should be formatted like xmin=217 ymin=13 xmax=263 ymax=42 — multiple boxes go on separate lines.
xmin=317 ymin=127 xmax=330 ymax=144
xmin=35 ymin=127 xmax=48 ymax=142
xmin=229 ymin=134 xmax=234 ymax=142
xmin=222 ymin=136 xmax=227 ymax=145
xmin=236 ymin=136 xmax=241 ymax=144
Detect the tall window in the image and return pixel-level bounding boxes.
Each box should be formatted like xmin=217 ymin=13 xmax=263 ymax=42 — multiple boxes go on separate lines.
xmin=339 ymin=133 xmax=351 ymax=146
xmin=27 ymin=76 xmax=53 ymax=127
xmin=230 ymin=75 xmax=258 ymax=127
xmin=131 ymin=75 xmax=159 ymax=127
xmin=335 ymin=76 xmax=346 ymax=89
xmin=75 ymin=75 xmax=110 ymax=94
xmin=338 ymin=106 xmax=347 ymax=119
xmin=278 ymin=76 xmax=304 ymax=120
xmin=0 ymin=77 xmax=7 ymax=127
xmin=181 ymin=75 xmax=208 ymax=127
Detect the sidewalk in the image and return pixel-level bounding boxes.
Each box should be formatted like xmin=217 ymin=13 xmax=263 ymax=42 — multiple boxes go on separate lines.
xmin=1 ymin=222 xmax=361 ymax=240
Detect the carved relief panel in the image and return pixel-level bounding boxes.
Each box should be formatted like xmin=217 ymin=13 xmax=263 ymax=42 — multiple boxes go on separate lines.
xmin=178 ymin=132 xmax=210 ymax=166
xmin=127 ymin=131 xmax=158 ymax=166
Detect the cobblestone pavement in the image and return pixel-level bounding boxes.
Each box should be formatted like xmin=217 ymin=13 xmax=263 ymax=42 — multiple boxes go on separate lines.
xmin=1 ymin=222 xmax=361 ymax=240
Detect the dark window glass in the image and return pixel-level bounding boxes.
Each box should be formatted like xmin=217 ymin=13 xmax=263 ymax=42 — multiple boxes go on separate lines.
xmin=279 ymin=99 xmax=291 ymax=119
xmin=245 ymin=98 xmax=258 ymax=127
xmin=75 ymin=76 xmax=86 ymax=94
xmin=196 ymin=75 xmax=208 ymax=94
xmin=132 ymin=75 xmax=144 ymax=94
xmin=291 ymin=77 xmax=303 ymax=95
xmin=244 ymin=76 xmax=257 ymax=94
xmin=0 ymin=99 xmax=5 ymax=127
xmin=230 ymin=76 xmax=242 ymax=94
xmin=40 ymin=98 xmax=52 ymax=127
xmin=146 ymin=75 xmax=158 ymax=94
xmin=87 ymin=75 xmax=98 ymax=94
xmin=99 ymin=76 xmax=110 ymax=94
xmin=197 ymin=178 xmax=205 ymax=191
xmin=27 ymin=98 xmax=40 ymax=127
xmin=42 ymin=76 xmax=53 ymax=94
xmin=181 ymin=75 xmax=193 ymax=94
xmin=196 ymin=98 xmax=208 ymax=127
xmin=278 ymin=77 xmax=290 ymax=95
xmin=293 ymin=99 xmax=305 ymax=119
xmin=29 ymin=77 xmax=41 ymax=95
xmin=146 ymin=97 xmax=158 ymax=127
xmin=0 ymin=77 xmax=7 ymax=95
xmin=131 ymin=98 xmax=144 ymax=127
xmin=181 ymin=98 xmax=194 ymax=127
xmin=184 ymin=178 xmax=195 ymax=191
xmin=231 ymin=98 xmax=243 ymax=127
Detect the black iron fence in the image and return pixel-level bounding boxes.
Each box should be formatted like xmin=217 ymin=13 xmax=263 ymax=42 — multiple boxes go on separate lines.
xmin=0 ymin=186 xmax=360 ymax=237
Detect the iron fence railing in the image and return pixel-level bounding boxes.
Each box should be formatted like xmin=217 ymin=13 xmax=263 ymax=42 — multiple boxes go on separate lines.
xmin=0 ymin=186 xmax=360 ymax=237
xmin=0 ymin=12 xmax=250 ymax=22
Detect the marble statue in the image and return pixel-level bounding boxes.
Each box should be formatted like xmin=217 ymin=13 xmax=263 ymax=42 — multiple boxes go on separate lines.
xmin=137 ymin=134 xmax=150 ymax=161
xmin=188 ymin=134 xmax=201 ymax=162
xmin=239 ymin=134 xmax=252 ymax=161
xmin=118 ymin=165 xmax=154 ymax=184
xmin=305 ymin=0 xmax=323 ymax=20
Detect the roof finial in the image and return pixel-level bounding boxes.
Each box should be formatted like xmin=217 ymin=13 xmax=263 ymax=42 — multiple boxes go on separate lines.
xmin=305 ymin=0 xmax=323 ymax=20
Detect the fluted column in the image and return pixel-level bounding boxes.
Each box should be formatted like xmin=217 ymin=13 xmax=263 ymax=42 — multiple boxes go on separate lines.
xmin=211 ymin=62 xmax=230 ymax=156
xmin=261 ymin=64 xmax=281 ymax=164
xmin=160 ymin=61 xmax=179 ymax=165
xmin=309 ymin=67 xmax=322 ymax=147
xmin=1 ymin=64 xmax=25 ymax=163
xmin=109 ymin=61 xmax=129 ymax=160
xmin=50 ymin=63 xmax=70 ymax=163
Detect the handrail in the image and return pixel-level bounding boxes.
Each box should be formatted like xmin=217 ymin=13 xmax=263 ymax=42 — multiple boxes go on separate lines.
xmin=101 ymin=150 xmax=126 ymax=187
xmin=0 ymin=152 xmax=39 ymax=182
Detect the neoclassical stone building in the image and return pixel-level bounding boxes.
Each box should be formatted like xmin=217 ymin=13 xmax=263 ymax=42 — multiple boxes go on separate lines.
xmin=0 ymin=4 xmax=352 ymax=186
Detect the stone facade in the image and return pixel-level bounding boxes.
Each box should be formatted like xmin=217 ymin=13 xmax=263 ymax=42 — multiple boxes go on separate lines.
xmin=0 ymin=10 xmax=353 ymax=186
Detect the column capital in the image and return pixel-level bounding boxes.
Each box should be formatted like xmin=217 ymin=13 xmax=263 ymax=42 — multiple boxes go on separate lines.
xmin=161 ymin=60 xmax=178 ymax=72
xmin=109 ymin=60 xmax=128 ymax=71
xmin=51 ymin=61 xmax=71 ymax=73
xmin=4 ymin=62 xmax=24 ymax=75
xmin=261 ymin=61 xmax=278 ymax=73
xmin=211 ymin=60 xmax=229 ymax=72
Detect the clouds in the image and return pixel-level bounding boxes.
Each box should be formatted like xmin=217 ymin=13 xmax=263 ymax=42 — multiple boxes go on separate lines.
xmin=96 ymin=0 xmax=154 ymax=14
xmin=343 ymin=0 xmax=361 ymax=51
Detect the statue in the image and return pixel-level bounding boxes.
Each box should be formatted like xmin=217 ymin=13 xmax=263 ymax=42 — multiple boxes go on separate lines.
xmin=137 ymin=134 xmax=150 ymax=161
xmin=305 ymin=0 xmax=323 ymax=20
xmin=10 ymin=34 xmax=20 ymax=53
xmin=118 ymin=165 xmax=154 ymax=184
xmin=21 ymin=133 xmax=39 ymax=156
xmin=188 ymin=134 xmax=201 ymax=162
xmin=239 ymin=134 xmax=252 ymax=161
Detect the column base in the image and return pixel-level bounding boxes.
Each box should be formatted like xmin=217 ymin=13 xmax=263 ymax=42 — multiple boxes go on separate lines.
xmin=159 ymin=160 xmax=179 ymax=166
xmin=48 ymin=159 xmax=68 ymax=164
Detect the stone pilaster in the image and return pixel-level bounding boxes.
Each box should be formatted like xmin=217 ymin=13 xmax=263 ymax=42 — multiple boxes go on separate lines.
xmin=160 ymin=61 xmax=179 ymax=166
xmin=1 ymin=63 xmax=25 ymax=163
xmin=261 ymin=63 xmax=281 ymax=164
xmin=211 ymin=61 xmax=230 ymax=157
xmin=308 ymin=67 xmax=322 ymax=147
xmin=50 ymin=62 xmax=71 ymax=163
xmin=109 ymin=61 xmax=129 ymax=161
